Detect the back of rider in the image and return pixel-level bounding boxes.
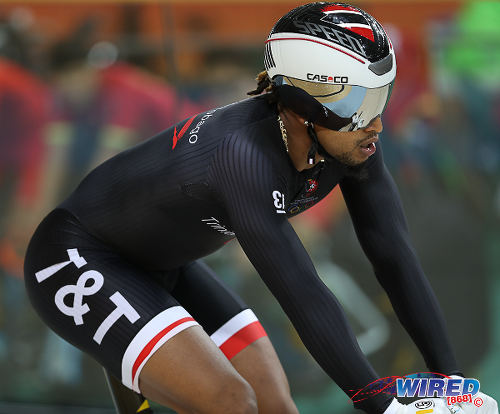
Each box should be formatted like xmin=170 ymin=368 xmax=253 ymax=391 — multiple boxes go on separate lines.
xmin=60 ymin=95 xmax=345 ymax=271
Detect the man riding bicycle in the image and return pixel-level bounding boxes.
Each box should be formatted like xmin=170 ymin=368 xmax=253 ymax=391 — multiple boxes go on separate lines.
xmin=24 ymin=3 xmax=498 ymax=413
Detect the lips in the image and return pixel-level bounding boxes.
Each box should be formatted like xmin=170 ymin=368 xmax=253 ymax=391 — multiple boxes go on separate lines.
xmin=359 ymin=136 xmax=378 ymax=157
xmin=360 ymin=136 xmax=379 ymax=148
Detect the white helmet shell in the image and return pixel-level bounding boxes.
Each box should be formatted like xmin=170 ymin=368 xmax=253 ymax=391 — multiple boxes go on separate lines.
xmin=265 ymin=2 xmax=396 ymax=89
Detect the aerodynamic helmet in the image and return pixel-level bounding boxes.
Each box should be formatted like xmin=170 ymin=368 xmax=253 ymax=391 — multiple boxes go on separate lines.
xmin=265 ymin=2 xmax=396 ymax=132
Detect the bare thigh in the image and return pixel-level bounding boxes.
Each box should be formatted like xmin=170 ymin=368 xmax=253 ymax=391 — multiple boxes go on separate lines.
xmin=230 ymin=336 xmax=299 ymax=414
xmin=168 ymin=260 xmax=299 ymax=414
xmin=139 ymin=325 xmax=257 ymax=414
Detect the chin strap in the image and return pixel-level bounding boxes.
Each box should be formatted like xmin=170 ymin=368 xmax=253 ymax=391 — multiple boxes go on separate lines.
xmin=305 ymin=121 xmax=318 ymax=165
xmin=305 ymin=120 xmax=336 ymax=164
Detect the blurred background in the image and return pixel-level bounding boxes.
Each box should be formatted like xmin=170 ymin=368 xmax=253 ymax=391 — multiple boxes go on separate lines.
xmin=0 ymin=0 xmax=499 ymax=413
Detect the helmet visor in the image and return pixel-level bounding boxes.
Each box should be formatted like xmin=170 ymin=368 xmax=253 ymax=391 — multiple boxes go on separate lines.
xmin=276 ymin=76 xmax=393 ymax=131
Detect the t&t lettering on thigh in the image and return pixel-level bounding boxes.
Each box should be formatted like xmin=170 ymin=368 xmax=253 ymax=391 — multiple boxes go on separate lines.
xmin=93 ymin=292 xmax=140 ymax=344
xmin=54 ymin=270 xmax=104 ymax=325
xmin=34 ymin=249 xmax=142 ymax=345
xmin=35 ymin=248 xmax=87 ymax=282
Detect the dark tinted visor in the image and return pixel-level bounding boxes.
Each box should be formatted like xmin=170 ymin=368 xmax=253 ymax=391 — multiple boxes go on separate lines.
xmin=274 ymin=76 xmax=393 ymax=131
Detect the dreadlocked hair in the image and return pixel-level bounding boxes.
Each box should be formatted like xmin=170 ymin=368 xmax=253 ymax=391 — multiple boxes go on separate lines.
xmin=247 ymin=70 xmax=273 ymax=95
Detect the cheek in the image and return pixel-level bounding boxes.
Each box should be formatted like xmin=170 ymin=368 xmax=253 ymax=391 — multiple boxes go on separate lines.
xmin=323 ymin=140 xmax=351 ymax=158
xmin=336 ymin=138 xmax=357 ymax=153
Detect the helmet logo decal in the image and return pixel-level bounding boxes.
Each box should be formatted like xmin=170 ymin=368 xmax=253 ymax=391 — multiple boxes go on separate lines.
xmin=321 ymin=5 xmax=375 ymax=42
xmin=292 ymin=20 xmax=365 ymax=57
xmin=306 ymin=73 xmax=348 ymax=83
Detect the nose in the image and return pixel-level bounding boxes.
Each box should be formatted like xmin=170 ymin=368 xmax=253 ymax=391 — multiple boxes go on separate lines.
xmin=364 ymin=116 xmax=383 ymax=134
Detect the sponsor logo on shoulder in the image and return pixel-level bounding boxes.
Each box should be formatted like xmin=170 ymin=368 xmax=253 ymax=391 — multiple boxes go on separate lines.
xmin=172 ymin=108 xmax=217 ymax=150
xmin=172 ymin=115 xmax=196 ymax=150
xmin=188 ymin=109 xmax=217 ymax=145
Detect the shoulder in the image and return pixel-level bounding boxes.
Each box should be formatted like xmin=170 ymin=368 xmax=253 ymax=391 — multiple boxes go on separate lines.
xmin=208 ymin=109 xmax=293 ymax=201
xmin=212 ymin=99 xmax=290 ymax=177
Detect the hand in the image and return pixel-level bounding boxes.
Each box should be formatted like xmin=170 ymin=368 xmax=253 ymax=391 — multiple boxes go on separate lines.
xmin=385 ymin=398 xmax=455 ymax=414
xmin=447 ymin=392 xmax=498 ymax=414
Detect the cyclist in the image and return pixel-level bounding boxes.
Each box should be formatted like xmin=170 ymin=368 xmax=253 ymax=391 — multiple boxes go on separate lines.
xmin=24 ymin=3 xmax=498 ymax=414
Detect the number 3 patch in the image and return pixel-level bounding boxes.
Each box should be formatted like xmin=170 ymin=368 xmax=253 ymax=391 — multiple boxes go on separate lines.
xmin=272 ymin=190 xmax=286 ymax=214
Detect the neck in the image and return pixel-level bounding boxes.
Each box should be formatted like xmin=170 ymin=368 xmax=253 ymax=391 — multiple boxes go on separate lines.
xmin=278 ymin=108 xmax=324 ymax=171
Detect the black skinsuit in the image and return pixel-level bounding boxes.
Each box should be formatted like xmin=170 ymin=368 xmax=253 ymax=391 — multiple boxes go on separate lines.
xmin=24 ymin=95 xmax=459 ymax=413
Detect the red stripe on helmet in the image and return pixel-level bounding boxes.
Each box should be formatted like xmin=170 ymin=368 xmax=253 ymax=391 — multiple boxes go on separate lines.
xmin=343 ymin=26 xmax=375 ymax=41
xmin=322 ymin=4 xmax=360 ymax=13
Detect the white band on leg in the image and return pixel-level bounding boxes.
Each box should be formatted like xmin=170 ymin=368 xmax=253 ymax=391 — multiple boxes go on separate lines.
xmin=121 ymin=306 xmax=198 ymax=392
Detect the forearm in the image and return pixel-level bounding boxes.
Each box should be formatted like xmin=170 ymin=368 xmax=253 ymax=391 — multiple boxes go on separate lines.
xmin=259 ymin=266 xmax=393 ymax=413
xmin=374 ymin=253 xmax=460 ymax=375
xmin=340 ymin=152 xmax=461 ymax=377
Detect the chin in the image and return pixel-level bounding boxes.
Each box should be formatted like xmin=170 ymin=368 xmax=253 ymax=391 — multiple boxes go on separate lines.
xmin=333 ymin=154 xmax=371 ymax=180
xmin=334 ymin=154 xmax=363 ymax=167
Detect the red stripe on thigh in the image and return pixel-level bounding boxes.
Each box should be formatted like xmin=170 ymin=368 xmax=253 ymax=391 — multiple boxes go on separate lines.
xmin=219 ymin=321 xmax=267 ymax=360
xmin=131 ymin=316 xmax=195 ymax=383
